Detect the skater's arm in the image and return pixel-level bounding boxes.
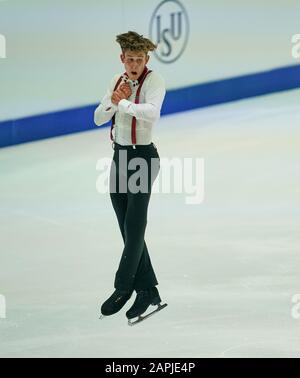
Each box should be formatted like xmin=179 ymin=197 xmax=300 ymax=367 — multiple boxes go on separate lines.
xmin=94 ymin=76 xmax=119 ymax=126
xmin=117 ymin=74 xmax=166 ymax=123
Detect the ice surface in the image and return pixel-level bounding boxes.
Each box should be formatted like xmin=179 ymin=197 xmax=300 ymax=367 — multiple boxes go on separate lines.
xmin=0 ymin=89 xmax=300 ymax=357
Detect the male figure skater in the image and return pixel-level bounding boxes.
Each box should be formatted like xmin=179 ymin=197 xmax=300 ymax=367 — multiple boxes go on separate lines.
xmin=94 ymin=31 xmax=166 ymax=324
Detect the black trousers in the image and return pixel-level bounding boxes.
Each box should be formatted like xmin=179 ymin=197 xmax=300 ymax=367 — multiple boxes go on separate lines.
xmin=109 ymin=142 xmax=160 ymax=292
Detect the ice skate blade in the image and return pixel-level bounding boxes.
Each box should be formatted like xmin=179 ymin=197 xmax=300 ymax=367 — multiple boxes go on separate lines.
xmin=128 ymin=303 xmax=168 ymax=326
xmin=99 ymin=314 xmax=106 ymax=320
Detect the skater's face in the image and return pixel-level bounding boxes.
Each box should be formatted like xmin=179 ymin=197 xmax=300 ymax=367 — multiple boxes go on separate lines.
xmin=120 ymin=50 xmax=150 ymax=81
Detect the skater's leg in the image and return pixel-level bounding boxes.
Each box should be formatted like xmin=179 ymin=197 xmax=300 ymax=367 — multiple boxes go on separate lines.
xmin=109 ymin=151 xmax=128 ymax=242
xmin=114 ymin=191 xmax=151 ymax=291
xmin=110 ymin=191 xmax=127 ymax=242
xmin=134 ymin=241 xmax=158 ymax=291
xmin=133 ymin=145 xmax=160 ymax=290
xmin=100 ymin=155 xmax=132 ymax=317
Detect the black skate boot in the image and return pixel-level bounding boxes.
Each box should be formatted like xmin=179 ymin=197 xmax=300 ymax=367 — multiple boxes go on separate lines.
xmin=100 ymin=289 xmax=132 ymax=318
xmin=126 ymin=287 xmax=167 ymax=326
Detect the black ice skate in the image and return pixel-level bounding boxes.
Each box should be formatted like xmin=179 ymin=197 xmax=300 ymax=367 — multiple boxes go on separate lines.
xmin=126 ymin=287 xmax=168 ymax=326
xmin=100 ymin=289 xmax=132 ymax=318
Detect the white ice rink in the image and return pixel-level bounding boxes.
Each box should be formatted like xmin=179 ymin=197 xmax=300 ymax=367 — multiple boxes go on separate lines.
xmin=1 ymin=89 xmax=300 ymax=358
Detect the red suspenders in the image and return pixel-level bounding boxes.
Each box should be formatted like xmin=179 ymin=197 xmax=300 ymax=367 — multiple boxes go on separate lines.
xmin=110 ymin=68 xmax=152 ymax=146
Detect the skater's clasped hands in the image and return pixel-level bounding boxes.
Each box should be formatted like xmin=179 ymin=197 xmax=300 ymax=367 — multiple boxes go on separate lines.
xmin=111 ymin=83 xmax=132 ymax=105
xmin=119 ymin=83 xmax=132 ymax=98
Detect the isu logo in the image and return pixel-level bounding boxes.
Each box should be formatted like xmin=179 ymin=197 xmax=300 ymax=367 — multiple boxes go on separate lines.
xmin=149 ymin=0 xmax=189 ymax=63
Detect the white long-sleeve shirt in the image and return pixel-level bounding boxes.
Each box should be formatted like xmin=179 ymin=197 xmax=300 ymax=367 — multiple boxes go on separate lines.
xmin=94 ymin=70 xmax=166 ymax=145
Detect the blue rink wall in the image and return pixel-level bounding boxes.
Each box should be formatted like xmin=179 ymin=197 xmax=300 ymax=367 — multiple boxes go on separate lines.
xmin=1 ymin=63 xmax=300 ymax=149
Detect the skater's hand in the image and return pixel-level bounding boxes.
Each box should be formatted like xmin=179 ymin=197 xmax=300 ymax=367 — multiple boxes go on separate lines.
xmin=111 ymin=90 xmax=126 ymax=105
xmin=111 ymin=82 xmax=132 ymax=105
xmin=118 ymin=83 xmax=132 ymax=99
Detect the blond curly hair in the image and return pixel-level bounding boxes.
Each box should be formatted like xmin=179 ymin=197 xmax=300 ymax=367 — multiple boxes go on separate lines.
xmin=116 ymin=31 xmax=157 ymax=54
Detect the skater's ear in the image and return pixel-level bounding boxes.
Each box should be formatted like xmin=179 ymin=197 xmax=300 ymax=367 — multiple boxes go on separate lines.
xmin=120 ymin=53 xmax=125 ymax=63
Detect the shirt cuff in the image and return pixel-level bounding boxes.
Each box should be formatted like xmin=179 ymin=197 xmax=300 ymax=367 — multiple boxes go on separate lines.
xmin=118 ymin=99 xmax=133 ymax=113
xmin=104 ymin=99 xmax=117 ymax=112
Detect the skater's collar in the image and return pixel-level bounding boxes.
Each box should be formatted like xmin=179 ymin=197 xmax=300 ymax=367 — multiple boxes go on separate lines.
xmin=124 ymin=66 xmax=149 ymax=85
